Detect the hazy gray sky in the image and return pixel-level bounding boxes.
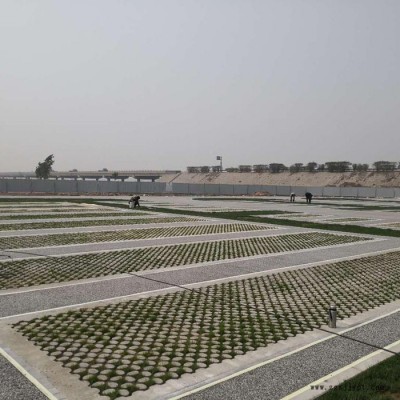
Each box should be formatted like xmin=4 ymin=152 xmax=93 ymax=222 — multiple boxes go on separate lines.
xmin=1 ymin=0 xmax=399 ymax=171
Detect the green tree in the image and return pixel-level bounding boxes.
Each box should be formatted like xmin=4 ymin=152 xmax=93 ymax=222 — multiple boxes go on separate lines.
xmin=253 ymin=164 xmax=268 ymax=173
xmin=239 ymin=165 xmax=252 ymax=172
xmin=352 ymin=163 xmax=369 ymax=172
xmin=373 ymin=161 xmax=396 ymax=172
xmin=269 ymin=163 xmax=287 ymax=173
xmin=35 ymin=154 xmax=54 ymax=179
xmin=187 ymin=166 xmax=200 ymax=173
xmin=289 ymin=163 xmax=303 ymax=173
xmin=306 ymin=162 xmax=317 ymax=172
xmin=325 ymin=161 xmax=351 ymax=173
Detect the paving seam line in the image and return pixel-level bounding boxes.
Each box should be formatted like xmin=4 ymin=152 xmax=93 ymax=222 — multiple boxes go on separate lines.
xmin=168 ymin=307 xmax=400 ymax=400
xmin=0 ymin=347 xmax=58 ymax=400
xmin=280 ymin=338 xmax=400 ymax=400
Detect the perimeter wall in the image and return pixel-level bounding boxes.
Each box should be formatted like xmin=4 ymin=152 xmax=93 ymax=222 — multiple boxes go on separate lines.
xmin=1 ymin=179 xmax=399 ymax=198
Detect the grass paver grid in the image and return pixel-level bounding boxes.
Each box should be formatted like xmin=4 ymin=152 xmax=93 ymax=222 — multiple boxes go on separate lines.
xmin=0 ymin=217 xmax=199 ymax=231
xmin=380 ymin=223 xmax=400 ymax=229
xmin=0 ymin=233 xmax=369 ymax=289
xmin=274 ymin=214 xmax=321 ymax=219
xmin=323 ymin=218 xmax=371 ymax=223
xmin=14 ymin=251 xmax=400 ymax=399
xmin=0 ymin=212 xmax=149 ymax=221
xmin=0 ymin=224 xmax=273 ymax=250
xmin=0 ymin=208 xmax=111 ymax=214
xmin=0 ymin=204 xmax=82 ymax=208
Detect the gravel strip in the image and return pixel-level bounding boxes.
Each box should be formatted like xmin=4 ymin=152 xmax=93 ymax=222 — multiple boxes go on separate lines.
xmin=0 ymin=354 xmax=48 ymax=400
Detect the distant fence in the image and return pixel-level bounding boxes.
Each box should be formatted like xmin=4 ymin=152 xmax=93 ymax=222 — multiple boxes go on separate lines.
xmin=0 ymin=179 xmax=399 ymax=198
xmin=0 ymin=179 xmax=166 ymax=195
xmin=170 ymin=183 xmax=400 ymax=198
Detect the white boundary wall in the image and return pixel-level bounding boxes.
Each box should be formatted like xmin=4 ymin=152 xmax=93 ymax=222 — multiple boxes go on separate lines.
xmin=0 ymin=179 xmax=399 ymax=198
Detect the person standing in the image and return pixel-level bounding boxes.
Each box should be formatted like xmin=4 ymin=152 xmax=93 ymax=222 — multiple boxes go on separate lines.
xmin=305 ymin=192 xmax=313 ymax=204
xmin=290 ymin=193 xmax=296 ymax=202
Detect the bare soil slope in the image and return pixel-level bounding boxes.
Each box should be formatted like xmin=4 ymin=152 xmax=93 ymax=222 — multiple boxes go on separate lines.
xmin=170 ymin=172 xmax=400 ymax=187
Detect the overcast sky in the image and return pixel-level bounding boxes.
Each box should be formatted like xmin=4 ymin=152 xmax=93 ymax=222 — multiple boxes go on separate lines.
xmin=1 ymin=0 xmax=399 ymax=172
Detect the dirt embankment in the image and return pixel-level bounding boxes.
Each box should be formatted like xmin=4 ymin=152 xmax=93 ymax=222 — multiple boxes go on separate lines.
xmin=170 ymin=172 xmax=400 ymax=187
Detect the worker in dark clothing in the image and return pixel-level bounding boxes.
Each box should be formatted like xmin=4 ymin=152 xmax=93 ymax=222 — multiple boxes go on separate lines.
xmin=305 ymin=192 xmax=313 ymax=204
xmin=128 ymin=195 xmax=141 ymax=209
xmin=290 ymin=193 xmax=296 ymax=202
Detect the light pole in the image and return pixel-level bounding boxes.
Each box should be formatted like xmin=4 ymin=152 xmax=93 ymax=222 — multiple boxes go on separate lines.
xmin=216 ymin=156 xmax=223 ymax=172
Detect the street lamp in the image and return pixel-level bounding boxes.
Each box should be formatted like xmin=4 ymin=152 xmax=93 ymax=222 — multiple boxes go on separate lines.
xmin=216 ymin=156 xmax=223 ymax=171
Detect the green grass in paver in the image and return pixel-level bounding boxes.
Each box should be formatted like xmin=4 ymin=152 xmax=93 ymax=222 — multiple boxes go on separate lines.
xmin=0 ymin=232 xmax=369 ymax=289
xmin=323 ymin=217 xmax=371 ymax=223
xmin=0 ymin=217 xmax=198 ymax=231
xmin=0 ymin=208 xmax=109 ymax=214
xmin=0 ymin=224 xmax=273 ymax=250
xmin=0 ymin=204 xmax=89 ymax=212
xmin=144 ymin=206 xmax=400 ymax=238
xmin=274 ymin=214 xmax=321 ymax=219
xmin=0 ymin=212 xmax=149 ymax=220
xmin=380 ymin=223 xmax=400 ymax=229
xmin=318 ymin=354 xmax=400 ymax=399
xmin=0 ymin=204 xmax=86 ymax=209
xmin=192 ymin=197 xmax=400 ymax=211
xmin=14 ymin=251 xmax=400 ymax=398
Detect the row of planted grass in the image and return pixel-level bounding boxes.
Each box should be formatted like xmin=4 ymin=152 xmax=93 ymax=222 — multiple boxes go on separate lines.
xmin=192 ymin=196 xmax=400 ymax=211
xmin=0 ymin=216 xmax=199 ymax=231
xmin=1 ymin=195 xmax=400 ymax=211
xmin=0 ymin=198 xmax=110 ymax=203
xmin=14 ymin=250 xmax=400 ymax=399
xmin=0 ymin=232 xmax=369 ymax=289
xmin=0 ymin=207 xmax=112 ymax=214
xmin=133 ymin=205 xmax=400 ymax=238
xmin=0 ymin=212 xmax=147 ymax=220
xmin=0 ymin=223 xmax=273 ymax=250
